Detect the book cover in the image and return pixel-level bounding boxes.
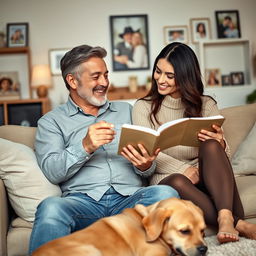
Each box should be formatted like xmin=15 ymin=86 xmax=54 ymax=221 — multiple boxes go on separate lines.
xmin=117 ymin=115 xmax=225 ymax=155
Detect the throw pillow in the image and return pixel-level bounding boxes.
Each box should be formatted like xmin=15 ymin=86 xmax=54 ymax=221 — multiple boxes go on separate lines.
xmin=0 ymin=138 xmax=61 ymax=222
xmin=231 ymin=122 xmax=256 ymax=175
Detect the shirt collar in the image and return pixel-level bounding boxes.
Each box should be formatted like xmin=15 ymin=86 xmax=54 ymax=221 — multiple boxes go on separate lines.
xmin=66 ymin=96 xmax=118 ymax=116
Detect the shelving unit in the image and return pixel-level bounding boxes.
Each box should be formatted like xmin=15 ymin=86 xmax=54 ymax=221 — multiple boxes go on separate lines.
xmin=0 ymin=47 xmax=32 ymax=98
xmin=0 ymin=98 xmax=50 ymax=126
xmin=197 ymin=39 xmax=251 ymax=86
xmin=108 ymin=86 xmax=148 ymax=100
xmin=194 ymin=39 xmax=255 ymax=108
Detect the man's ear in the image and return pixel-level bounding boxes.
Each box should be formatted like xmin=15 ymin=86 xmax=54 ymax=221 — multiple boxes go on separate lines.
xmin=66 ymin=74 xmax=78 ymax=89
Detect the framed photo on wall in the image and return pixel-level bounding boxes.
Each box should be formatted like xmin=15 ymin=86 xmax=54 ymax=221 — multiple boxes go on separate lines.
xmin=0 ymin=71 xmax=20 ymax=100
xmin=215 ymin=10 xmax=241 ymax=38
xmin=221 ymin=74 xmax=231 ymax=86
xmin=163 ymin=26 xmax=188 ymax=45
xmin=7 ymin=23 xmax=29 ymax=47
xmin=205 ymin=68 xmax=222 ymax=87
xmin=190 ymin=18 xmax=211 ymax=43
xmin=49 ymin=48 xmax=70 ymax=75
xmin=110 ymin=14 xmax=150 ymax=71
xmin=231 ymin=71 xmax=244 ymax=85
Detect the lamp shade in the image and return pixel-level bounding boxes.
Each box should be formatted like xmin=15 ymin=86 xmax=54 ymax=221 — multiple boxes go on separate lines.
xmin=31 ymin=64 xmax=51 ymax=87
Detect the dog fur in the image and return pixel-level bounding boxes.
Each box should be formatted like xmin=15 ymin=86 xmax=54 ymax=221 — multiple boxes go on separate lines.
xmin=32 ymin=198 xmax=207 ymax=256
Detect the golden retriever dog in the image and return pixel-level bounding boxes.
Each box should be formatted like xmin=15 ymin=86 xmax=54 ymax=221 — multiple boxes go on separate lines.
xmin=33 ymin=198 xmax=207 ymax=256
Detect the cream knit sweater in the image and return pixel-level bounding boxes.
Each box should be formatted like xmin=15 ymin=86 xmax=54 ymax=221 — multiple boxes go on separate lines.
xmin=132 ymin=95 xmax=230 ymax=185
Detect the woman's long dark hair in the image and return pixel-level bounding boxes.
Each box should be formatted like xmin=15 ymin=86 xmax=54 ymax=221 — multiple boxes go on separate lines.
xmin=142 ymin=42 xmax=206 ymax=125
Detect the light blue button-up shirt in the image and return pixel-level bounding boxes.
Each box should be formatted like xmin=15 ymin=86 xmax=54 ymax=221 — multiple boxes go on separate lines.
xmin=35 ymin=97 xmax=155 ymax=201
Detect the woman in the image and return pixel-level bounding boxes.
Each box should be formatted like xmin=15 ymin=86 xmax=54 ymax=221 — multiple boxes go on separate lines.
xmin=116 ymin=31 xmax=148 ymax=68
xmin=132 ymin=42 xmax=256 ymax=244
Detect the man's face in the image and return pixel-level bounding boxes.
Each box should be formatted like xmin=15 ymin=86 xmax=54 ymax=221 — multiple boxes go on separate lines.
xmin=75 ymin=57 xmax=109 ymax=107
xmin=123 ymin=33 xmax=133 ymax=44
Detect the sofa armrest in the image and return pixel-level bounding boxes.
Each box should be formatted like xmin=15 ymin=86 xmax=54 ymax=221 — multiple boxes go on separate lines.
xmin=0 ymin=179 xmax=8 ymax=256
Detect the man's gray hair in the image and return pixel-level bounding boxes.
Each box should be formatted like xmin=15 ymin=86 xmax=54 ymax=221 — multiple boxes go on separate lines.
xmin=60 ymin=45 xmax=107 ymax=90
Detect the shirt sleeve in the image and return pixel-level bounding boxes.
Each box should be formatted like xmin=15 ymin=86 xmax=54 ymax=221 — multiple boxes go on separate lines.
xmin=35 ymin=116 xmax=92 ymax=184
xmin=127 ymin=46 xmax=146 ymax=68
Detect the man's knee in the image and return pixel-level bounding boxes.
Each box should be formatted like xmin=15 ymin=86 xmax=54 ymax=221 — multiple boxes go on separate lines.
xmin=36 ymin=196 xmax=66 ymax=220
xmin=147 ymin=185 xmax=180 ymax=201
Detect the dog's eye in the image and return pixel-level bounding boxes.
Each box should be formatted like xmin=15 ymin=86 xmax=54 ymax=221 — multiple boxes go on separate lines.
xmin=180 ymin=229 xmax=191 ymax=235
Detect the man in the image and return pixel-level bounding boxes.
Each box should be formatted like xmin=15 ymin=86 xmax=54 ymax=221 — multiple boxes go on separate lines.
xmin=29 ymin=45 xmax=178 ymax=254
xmin=114 ymin=26 xmax=137 ymax=70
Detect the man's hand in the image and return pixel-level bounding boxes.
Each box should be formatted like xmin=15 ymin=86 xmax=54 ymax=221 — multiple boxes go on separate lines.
xmin=82 ymin=121 xmax=115 ymax=154
xmin=198 ymin=124 xmax=225 ymax=149
xmin=183 ymin=167 xmax=199 ymax=184
xmin=121 ymin=144 xmax=160 ymax=171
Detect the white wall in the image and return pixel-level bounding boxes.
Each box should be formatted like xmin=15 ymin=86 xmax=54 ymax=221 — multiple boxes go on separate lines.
xmin=1 ymin=0 xmax=256 ymax=108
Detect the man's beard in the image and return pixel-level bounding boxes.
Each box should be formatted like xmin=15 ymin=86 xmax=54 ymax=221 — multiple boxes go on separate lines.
xmin=77 ymin=84 xmax=108 ymax=107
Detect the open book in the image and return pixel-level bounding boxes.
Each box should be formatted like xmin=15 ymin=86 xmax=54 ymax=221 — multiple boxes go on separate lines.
xmin=117 ymin=115 xmax=225 ymax=155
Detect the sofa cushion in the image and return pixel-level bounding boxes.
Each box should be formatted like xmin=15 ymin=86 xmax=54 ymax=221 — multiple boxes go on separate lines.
xmin=236 ymin=175 xmax=256 ymax=218
xmin=0 ymin=138 xmax=61 ymax=222
xmin=231 ymin=122 xmax=256 ymax=175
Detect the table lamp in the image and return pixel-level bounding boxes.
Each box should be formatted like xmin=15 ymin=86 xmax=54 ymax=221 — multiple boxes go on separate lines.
xmin=31 ymin=64 xmax=52 ymax=98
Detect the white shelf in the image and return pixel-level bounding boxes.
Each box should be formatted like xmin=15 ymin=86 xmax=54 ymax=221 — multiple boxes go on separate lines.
xmin=197 ymin=39 xmax=252 ymax=86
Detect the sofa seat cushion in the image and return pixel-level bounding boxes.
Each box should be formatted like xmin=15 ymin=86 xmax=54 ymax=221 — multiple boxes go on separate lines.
xmin=11 ymin=217 xmax=33 ymax=229
xmin=235 ymin=175 xmax=256 ymax=218
xmin=0 ymin=138 xmax=62 ymax=222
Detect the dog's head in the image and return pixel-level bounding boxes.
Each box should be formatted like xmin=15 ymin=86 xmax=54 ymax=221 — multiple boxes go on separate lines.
xmin=135 ymin=198 xmax=207 ymax=256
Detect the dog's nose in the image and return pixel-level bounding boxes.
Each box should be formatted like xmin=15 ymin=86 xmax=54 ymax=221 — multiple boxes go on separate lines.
xmin=197 ymin=245 xmax=208 ymax=255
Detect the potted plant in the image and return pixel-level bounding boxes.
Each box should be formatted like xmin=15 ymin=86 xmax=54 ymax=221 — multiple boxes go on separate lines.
xmin=246 ymin=89 xmax=256 ymax=104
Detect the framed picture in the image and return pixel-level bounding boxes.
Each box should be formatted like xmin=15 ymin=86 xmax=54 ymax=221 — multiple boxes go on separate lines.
xmin=190 ymin=18 xmax=211 ymax=43
xmin=49 ymin=48 xmax=70 ymax=75
xmin=163 ymin=26 xmax=188 ymax=45
xmin=221 ymin=74 xmax=231 ymax=86
xmin=0 ymin=71 xmax=20 ymax=100
xmin=215 ymin=10 xmax=241 ymax=38
xmin=231 ymin=72 xmax=244 ymax=85
xmin=205 ymin=69 xmax=222 ymax=87
xmin=110 ymin=14 xmax=150 ymax=71
xmin=7 ymin=23 xmax=29 ymax=47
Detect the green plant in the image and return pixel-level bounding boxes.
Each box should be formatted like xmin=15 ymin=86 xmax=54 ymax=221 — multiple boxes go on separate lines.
xmin=246 ymin=89 xmax=256 ymax=104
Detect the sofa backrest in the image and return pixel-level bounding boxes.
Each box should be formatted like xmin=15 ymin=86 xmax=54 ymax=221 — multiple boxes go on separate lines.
xmin=0 ymin=125 xmax=36 ymax=149
xmin=220 ymin=103 xmax=256 ymax=157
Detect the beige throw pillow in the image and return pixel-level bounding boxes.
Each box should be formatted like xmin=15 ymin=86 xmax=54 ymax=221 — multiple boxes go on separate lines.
xmin=231 ymin=122 xmax=256 ymax=175
xmin=0 ymin=138 xmax=61 ymax=222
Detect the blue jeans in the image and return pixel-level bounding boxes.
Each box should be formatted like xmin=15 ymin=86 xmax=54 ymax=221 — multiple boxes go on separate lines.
xmin=29 ymin=185 xmax=178 ymax=254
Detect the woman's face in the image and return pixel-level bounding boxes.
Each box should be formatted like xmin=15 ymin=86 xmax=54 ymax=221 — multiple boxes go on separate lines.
xmin=153 ymin=58 xmax=180 ymax=98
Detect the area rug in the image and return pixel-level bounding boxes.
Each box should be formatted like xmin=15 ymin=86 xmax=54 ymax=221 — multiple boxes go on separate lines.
xmin=205 ymin=235 xmax=256 ymax=255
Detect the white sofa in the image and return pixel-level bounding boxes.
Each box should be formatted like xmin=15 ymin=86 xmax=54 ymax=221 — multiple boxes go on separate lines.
xmin=0 ymin=103 xmax=256 ymax=256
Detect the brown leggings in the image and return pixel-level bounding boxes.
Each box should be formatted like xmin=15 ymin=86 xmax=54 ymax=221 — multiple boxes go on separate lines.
xmin=159 ymin=139 xmax=244 ymax=227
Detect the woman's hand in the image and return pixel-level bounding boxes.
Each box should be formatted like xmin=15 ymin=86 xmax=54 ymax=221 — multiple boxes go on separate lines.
xmin=198 ymin=124 xmax=225 ymax=149
xmin=183 ymin=167 xmax=199 ymax=184
xmin=121 ymin=144 xmax=160 ymax=171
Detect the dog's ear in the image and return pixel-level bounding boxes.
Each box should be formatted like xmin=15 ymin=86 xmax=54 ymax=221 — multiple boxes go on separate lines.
xmin=142 ymin=208 xmax=172 ymax=242
xmin=134 ymin=201 xmax=160 ymax=217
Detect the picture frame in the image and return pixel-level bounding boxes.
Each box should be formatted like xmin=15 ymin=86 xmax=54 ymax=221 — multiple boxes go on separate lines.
xmin=221 ymin=74 xmax=231 ymax=86
xmin=110 ymin=14 xmax=150 ymax=71
xmin=0 ymin=71 xmax=20 ymax=100
xmin=215 ymin=10 xmax=241 ymax=39
xmin=230 ymin=71 xmax=244 ymax=85
xmin=190 ymin=18 xmax=211 ymax=43
xmin=205 ymin=68 xmax=222 ymax=87
xmin=7 ymin=23 xmax=29 ymax=47
xmin=49 ymin=48 xmax=70 ymax=75
xmin=163 ymin=26 xmax=188 ymax=45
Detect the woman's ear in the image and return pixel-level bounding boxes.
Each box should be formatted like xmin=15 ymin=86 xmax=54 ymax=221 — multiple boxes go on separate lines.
xmin=66 ymin=74 xmax=78 ymax=89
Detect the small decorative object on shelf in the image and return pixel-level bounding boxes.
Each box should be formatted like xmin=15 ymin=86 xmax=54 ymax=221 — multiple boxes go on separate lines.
xmin=146 ymin=76 xmax=152 ymax=91
xmin=128 ymin=76 xmax=138 ymax=93
xmin=31 ymin=64 xmax=52 ymax=98
xmin=6 ymin=23 xmax=29 ymax=47
xmin=0 ymin=31 xmax=5 ymax=47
